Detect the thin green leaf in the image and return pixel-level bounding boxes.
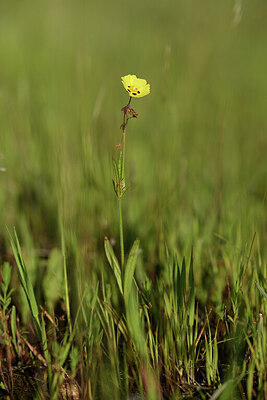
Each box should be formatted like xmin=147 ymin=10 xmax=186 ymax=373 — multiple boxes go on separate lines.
xmin=188 ymin=250 xmax=195 ymax=327
xmin=112 ymin=158 xmax=119 ymax=183
xmin=104 ymin=237 xmax=123 ymax=294
xmin=11 ymin=306 xmax=18 ymax=353
xmin=255 ymin=280 xmax=267 ymax=298
xmin=124 ymin=238 xmax=140 ymax=302
xmin=118 ymin=150 xmax=123 ymax=180
xmin=7 ymin=227 xmax=42 ymax=338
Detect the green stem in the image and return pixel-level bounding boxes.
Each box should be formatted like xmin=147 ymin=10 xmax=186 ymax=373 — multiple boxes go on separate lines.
xmin=121 ymin=126 xmax=126 ymax=180
xmin=118 ymin=197 xmax=124 ymax=267
xmin=118 ymin=96 xmax=131 ymax=268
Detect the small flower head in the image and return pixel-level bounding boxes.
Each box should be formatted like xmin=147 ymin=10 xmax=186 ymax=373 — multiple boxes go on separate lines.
xmin=121 ymin=74 xmax=150 ymax=98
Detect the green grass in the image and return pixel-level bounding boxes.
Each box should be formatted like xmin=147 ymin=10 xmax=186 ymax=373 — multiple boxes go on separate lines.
xmin=0 ymin=0 xmax=266 ymax=399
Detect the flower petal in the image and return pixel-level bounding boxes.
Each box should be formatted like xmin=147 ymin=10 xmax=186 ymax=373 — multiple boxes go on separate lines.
xmin=121 ymin=74 xmax=135 ymax=89
xmin=121 ymin=74 xmax=150 ymax=98
xmin=135 ymin=84 xmax=150 ymax=98
xmin=133 ymin=77 xmax=147 ymax=88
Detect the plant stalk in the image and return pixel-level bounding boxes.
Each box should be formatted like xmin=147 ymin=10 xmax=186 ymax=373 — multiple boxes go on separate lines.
xmin=121 ymin=126 xmax=126 ymax=180
xmin=118 ymin=96 xmax=131 ymax=268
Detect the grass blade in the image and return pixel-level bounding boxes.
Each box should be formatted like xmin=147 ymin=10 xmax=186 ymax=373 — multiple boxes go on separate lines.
xmin=7 ymin=227 xmax=42 ymax=339
xmin=104 ymin=236 xmax=123 ymax=294
xmin=123 ymin=237 xmax=140 ymax=303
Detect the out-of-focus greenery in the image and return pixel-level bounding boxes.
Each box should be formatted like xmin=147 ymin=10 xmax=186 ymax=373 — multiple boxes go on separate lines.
xmin=0 ymin=1 xmax=266 ymax=399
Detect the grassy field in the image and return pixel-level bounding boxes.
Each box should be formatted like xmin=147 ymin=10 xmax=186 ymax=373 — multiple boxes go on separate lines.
xmin=0 ymin=1 xmax=266 ymax=399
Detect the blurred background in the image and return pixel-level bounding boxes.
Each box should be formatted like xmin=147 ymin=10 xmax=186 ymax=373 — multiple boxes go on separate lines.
xmin=0 ymin=0 xmax=266 ymax=304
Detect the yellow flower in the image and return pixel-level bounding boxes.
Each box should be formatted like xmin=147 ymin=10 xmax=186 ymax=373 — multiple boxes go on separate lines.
xmin=121 ymin=74 xmax=150 ymax=98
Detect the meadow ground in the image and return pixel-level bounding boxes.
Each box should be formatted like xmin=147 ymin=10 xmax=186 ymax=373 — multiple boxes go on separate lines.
xmin=0 ymin=1 xmax=266 ymax=399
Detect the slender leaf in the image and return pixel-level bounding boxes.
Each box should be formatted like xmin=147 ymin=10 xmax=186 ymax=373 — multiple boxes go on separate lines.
xmin=7 ymin=227 xmax=42 ymax=339
xmin=104 ymin=237 xmax=123 ymax=294
xmin=123 ymin=238 xmax=140 ymax=302
xmin=11 ymin=306 xmax=18 ymax=353
xmin=188 ymin=250 xmax=195 ymax=327
xmin=255 ymin=281 xmax=267 ymax=298
xmin=112 ymin=158 xmax=119 ymax=183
